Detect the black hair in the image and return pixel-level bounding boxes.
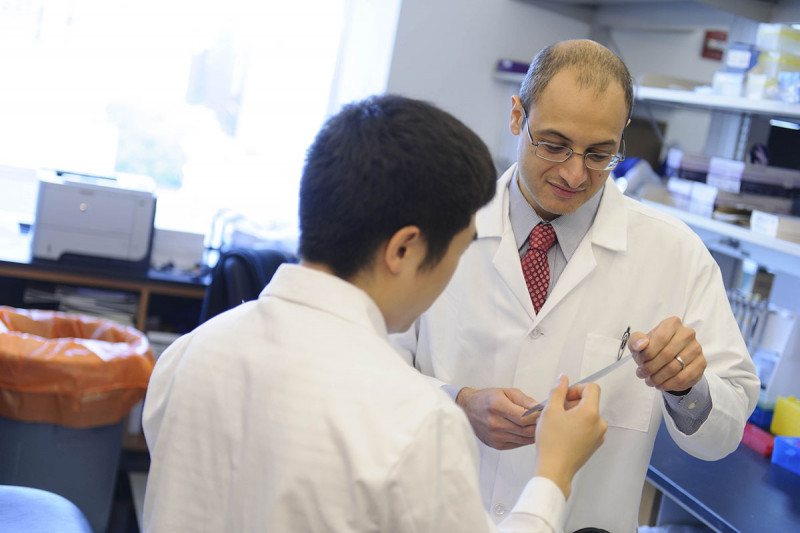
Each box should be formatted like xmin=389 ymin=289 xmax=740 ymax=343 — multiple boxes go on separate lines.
xmin=298 ymin=94 xmax=496 ymax=279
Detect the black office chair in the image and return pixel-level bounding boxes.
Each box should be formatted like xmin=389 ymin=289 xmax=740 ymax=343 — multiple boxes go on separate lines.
xmin=199 ymin=247 xmax=296 ymax=324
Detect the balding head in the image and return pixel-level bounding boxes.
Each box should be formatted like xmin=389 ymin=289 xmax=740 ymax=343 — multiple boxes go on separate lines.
xmin=520 ymin=39 xmax=633 ymax=119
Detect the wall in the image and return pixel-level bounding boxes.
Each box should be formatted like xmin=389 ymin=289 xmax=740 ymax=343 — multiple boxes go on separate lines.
xmin=612 ymin=27 xmax=724 ymax=88
xmin=385 ymin=0 xmax=741 ymax=168
xmin=385 ymin=0 xmax=800 ymax=301
xmin=614 ymin=26 xmax=728 ymax=159
xmin=386 ymin=0 xmax=589 ymax=169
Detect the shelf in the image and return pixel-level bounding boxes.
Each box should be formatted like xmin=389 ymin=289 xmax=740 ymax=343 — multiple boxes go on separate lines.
xmin=521 ymin=0 xmax=800 ymax=25
xmin=635 ymin=86 xmax=800 ymax=120
xmin=641 ymin=199 xmax=800 ymax=276
xmin=492 ymin=72 xmax=800 ymax=120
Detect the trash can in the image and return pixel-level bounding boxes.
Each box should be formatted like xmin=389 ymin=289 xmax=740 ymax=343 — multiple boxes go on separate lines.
xmin=0 ymin=306 xmax=154 ymax=533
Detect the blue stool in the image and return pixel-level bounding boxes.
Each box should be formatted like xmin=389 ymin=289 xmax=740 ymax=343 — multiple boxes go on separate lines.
xmin=0 ymin=485 xmax=92 ymax=533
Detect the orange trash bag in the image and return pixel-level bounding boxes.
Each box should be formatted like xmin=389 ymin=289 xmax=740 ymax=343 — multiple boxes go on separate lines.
xmin=0 ymin=306 xmax=154 ymax=428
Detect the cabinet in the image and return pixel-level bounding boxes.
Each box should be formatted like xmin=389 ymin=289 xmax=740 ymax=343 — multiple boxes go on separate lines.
xmin=0 ymin=260 xmax=207 ymax=334
xmin=0 ymin=226 xmax=207 ymax=334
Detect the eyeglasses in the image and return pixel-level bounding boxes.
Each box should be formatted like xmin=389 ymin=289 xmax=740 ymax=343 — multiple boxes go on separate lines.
xmin=521 ymin=108 xmax=625 ymax=171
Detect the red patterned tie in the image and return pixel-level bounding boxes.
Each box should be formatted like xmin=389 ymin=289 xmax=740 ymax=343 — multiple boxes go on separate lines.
xmin=521 ymin=224 xmax=557 ymax=313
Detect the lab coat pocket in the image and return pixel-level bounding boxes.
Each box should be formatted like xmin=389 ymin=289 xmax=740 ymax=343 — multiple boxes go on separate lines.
xmin=581 ymin=333 xmax=656 ymax=432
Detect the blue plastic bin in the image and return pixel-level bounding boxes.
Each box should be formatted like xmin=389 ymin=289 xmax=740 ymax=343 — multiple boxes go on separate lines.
xmin=771 ymin=436 xmax=800 ymax=476
xmin=0 ymin=417 xmax=124 ymax=533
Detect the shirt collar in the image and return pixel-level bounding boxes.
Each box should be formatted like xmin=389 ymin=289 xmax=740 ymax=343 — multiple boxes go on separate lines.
xmin=263 ymin=264 xmax=388 ymax=338
xmin=508 ymin=170 xmax=604 ymax=261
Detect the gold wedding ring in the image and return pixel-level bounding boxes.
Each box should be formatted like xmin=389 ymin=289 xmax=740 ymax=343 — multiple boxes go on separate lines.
xmin=675 ymin=355 xmax=686 ymax=371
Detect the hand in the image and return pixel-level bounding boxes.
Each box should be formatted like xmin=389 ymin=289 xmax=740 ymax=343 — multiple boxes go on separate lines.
xmin=534 ymin=375 xmax=607 ymax=500
xmin=629 ymin=316 xmax=707 ymax=392
xmin=456 ymin=387 xmax=540 ymax=450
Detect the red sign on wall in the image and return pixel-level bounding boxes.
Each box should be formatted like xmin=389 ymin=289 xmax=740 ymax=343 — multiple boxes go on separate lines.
xmin=702 ymin=30 xmax=728 ymax=61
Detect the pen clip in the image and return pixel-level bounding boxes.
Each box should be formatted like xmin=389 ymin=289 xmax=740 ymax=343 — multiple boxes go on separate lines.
xmin=617 ymin=326 xmax=630 ymax=361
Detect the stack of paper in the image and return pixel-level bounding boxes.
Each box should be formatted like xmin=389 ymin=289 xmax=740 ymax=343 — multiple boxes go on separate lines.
xmin=23 ymin=284 xmax=138 ymax=327
xmin=750 ymin=210 xmax=800 ymax=244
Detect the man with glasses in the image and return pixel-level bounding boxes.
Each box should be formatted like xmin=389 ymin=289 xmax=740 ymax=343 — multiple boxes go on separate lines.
xmin=392 ymin=39 xmax=758 ymax=532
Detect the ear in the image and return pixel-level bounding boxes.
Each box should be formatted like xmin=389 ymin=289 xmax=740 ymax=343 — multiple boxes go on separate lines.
xmin=383 ymin=225 xmax=425 ymax=275
xmin=510 ymin=95 xmax=524 ymax=136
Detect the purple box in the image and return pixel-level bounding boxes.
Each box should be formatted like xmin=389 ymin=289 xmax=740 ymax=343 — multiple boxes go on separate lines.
xmin=772 ymin=436 xmax=800 ymax=476
xmin=495 ymin=59 xmax=530 ymax=75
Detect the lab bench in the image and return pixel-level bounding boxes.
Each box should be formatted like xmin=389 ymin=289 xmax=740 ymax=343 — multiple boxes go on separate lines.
xmin=646 ymin=423 xmax=800 ymax=532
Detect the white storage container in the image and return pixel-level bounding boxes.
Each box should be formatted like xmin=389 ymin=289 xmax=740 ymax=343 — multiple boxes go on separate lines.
xmin=757 ymin=23 xmax=800 ymax=56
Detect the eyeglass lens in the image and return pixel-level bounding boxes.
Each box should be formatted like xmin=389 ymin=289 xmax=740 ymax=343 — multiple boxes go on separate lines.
xmin=534 ymin=144 xmax=619 ymax=171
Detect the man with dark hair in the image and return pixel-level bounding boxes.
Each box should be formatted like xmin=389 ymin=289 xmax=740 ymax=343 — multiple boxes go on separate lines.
xmin=298 ymin=95 xmax=496 ymax=277
xmin=392 ymin=40 xmax=759 ymax=532
xmin=142 ymin=94 xmax=607 ymax=532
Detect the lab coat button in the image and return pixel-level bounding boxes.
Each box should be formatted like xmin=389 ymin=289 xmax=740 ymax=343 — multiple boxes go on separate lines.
xmin=493 ymin=504 xmax=506 ymax=516
xmin=530 ymin=327 xmax=542 ymax=338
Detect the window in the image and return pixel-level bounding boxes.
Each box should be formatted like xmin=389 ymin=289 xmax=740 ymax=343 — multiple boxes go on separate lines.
xmin=0 ymin=0 xmax=400 ymax=250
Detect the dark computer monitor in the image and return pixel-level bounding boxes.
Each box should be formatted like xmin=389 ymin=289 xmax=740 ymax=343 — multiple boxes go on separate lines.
xmin=766 ymin=122 xmax=800 ymax=170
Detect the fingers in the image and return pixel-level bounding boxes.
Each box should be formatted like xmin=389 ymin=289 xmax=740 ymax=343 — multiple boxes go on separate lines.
xmin=632 ymin=317 xmax=687 ymax=366
xmin=659 ymin=355 xmax=707 ymax=391
xmin=534 ymin=378 xmax=606 ymax=498
xmin=628 ymin=332 xmax=649 ymax=354
xmin=505 ymin=387 xmax=539 ymax=412
xmin=505 ymin=388 xmax=542 ymax=427
xmin=630 ymin=317 xmax=706 ymax=391
xmin=546 ymin=380 xmax=600 ymax=414
xmin=565 ymin=381 xmax=588 ymax=400
xmin=575 ymin=382 xmax=601 ymax=409
xmin=544 ymin=374 xmax=569 ymax=413
xmin=520 ymin=407 xmax=544 ymax=425
xmin=459 ymin=387 xmax=540 ymax=450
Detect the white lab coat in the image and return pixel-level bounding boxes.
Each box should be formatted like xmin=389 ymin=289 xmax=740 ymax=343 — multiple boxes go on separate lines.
xmin=392 ymin=165 xmax=760 ymax=532
xmin=143 ymin=264 xmax=568 ymax=532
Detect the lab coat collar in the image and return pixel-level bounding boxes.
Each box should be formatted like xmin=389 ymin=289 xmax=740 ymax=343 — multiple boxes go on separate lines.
xmin=476 ymin=166 xmax=514 ymax=238
xmin=477 ymin=163 xmax=629 ymax=253
xmin=263 ymin=264 xmax=389 ymax=338
xmin=591 ymin=174 xmax=629 ymax=253
xmin=478 ymin=164 xmax=629 ymax=322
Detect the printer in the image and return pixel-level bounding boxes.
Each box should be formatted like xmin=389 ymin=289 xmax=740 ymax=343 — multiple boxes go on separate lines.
xmin=31 ymin=170 xmax=157 ymax=271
